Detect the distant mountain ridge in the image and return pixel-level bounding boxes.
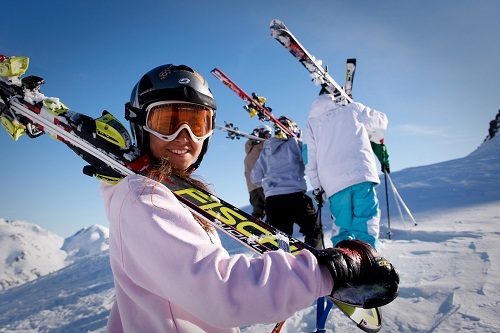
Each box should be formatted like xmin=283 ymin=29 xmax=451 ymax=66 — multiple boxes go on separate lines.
xmin=379 ymin=134 xmax=500 ymax=214
xmin=0 ymin=219 xmax=109 ymax=291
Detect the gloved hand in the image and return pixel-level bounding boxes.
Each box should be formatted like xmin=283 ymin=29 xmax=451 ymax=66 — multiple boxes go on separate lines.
xmin=312 ymin=187 xmax=326 ymax=206
xmin=382 ymin=163 xmax=390 ymax=174
xmin=315 ymin=240 xmax=399 ymax=308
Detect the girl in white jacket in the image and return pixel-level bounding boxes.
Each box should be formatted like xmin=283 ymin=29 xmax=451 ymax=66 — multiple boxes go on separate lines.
xmin=101 ymin=64 xmax=398 ymax=332
xmin=303 ymin=92 xmax=388 ymax=251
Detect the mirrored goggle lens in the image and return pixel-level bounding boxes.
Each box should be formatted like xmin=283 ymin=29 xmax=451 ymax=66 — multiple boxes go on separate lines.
xmin=146 ymin=103 xmax=213 ymax=140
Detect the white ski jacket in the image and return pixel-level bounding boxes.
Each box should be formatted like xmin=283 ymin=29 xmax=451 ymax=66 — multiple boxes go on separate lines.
xmin=303 ymin=94 xmax=388 ymax=197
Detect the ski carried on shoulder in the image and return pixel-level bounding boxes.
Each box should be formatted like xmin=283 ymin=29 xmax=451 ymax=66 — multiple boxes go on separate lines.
xmin=345 ymin=58 xmax=356 ymax=98
xmin=216 ymin=122 xmax=263 ymax=141
xmin=210 ymin=68 xmax=296 ymax=139
xmin=0 ymin=56 xmax=386 ymax=332
xmin=269 ymin=19 xmax=353 ymax=104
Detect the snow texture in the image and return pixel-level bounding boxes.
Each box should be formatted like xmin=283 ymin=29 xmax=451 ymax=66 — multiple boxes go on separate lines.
xmin=0 ymin=135 xmax=499 ymax=332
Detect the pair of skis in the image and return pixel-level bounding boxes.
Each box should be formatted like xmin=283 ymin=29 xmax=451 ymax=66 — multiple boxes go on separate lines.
xmin=211 ymin=68 xmax=297 ymax=139
xmin=270 ymin=19 xmax=355 ymax=104
xmin=0 ymin=55 xmax=387 ymax=332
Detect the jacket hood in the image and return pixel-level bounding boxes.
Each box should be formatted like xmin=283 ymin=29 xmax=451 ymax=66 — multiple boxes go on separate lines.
xmin=265 ymin=137 xmax=287 ymax=154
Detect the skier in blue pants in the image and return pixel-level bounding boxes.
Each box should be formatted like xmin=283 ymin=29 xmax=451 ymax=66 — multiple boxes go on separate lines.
xmin=329 ymin=182 xmax=380 ymax=249
xmin=303 ymin=88 xmax=388 ymax=251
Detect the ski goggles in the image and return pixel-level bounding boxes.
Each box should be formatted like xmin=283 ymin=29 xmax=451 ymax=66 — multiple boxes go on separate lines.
xmin=143 ymin=102 xmax=214 ymax=142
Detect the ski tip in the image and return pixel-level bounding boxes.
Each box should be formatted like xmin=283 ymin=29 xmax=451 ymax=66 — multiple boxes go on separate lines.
xmin=210 ymin=68 xmax=223 ymax=80
xmin=333 ymin=301 xmax=382 ymax=333
xmin=0 ymin=55 xmax=30 ymax=77
xmin=270 ymin=19 xmax=286 ymax=30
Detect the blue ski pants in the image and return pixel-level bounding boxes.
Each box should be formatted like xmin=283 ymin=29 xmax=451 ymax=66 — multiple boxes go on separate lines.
xmin=329 ymin=182 xmax=381 ymax=250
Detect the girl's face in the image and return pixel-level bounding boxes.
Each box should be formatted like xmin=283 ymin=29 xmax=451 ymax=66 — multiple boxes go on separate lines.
xmin=149 ymin=129 xmax=203 ymax=170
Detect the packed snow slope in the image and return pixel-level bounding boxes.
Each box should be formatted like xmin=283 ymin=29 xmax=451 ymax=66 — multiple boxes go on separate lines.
xmin=0 ymin=135 xmax=499 ymax=332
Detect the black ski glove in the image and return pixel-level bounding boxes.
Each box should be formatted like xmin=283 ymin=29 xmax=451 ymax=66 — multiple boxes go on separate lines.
xmin=312 ymin=187 xmax=326 ymax=206
xmin=315 ymin=240 xmax=399 ymax=308
xmin=382 ymin=163 xmax=390 ymax=174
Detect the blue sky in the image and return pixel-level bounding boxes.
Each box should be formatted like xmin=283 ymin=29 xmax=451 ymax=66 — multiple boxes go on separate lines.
xmin=1 ymin=0 xmax=499 ymax=237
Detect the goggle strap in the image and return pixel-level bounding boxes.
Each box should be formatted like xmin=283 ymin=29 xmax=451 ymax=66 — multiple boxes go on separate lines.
xmin=125 ymin=102 xmax=147 ymax=125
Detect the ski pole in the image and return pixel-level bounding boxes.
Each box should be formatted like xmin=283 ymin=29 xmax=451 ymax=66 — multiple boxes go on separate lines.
xmin=387 ymin=173 xmax=417 ymax=227
xmin=313 ymin=196 xmax=332 ymax=332
xmin=384 ymin=171 xmax=391 ymax=239
xmin=315 ymin=296 xmax=333 ymax=333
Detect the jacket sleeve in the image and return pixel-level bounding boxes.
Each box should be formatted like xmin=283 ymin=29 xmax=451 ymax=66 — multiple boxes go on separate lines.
xmin=103 ymin=175 xmax=333 ymax=327
xmin=356 ymin=102 xmax=388 ymax=133
xmin=303 ymin=120 xmax=321 ymax=189
xmin=371 ymin=141 xmax=390 ymax=167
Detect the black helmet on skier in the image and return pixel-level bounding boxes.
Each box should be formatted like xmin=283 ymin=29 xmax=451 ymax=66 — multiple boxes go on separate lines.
xmin=125 ymin=64 xmax=217 ymax=172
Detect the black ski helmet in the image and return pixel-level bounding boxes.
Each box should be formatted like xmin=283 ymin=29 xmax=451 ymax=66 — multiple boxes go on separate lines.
xmin=125 ymin=64 xmax=217 ymax=172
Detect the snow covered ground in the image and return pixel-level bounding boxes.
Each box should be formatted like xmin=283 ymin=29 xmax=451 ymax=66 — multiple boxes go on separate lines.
xmin=0 ymin=135 xmax=499 ymax=332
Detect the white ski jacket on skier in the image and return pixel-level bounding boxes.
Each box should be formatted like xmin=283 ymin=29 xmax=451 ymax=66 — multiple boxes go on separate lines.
xmin=303 ymin=94 xmax=388 ymax=198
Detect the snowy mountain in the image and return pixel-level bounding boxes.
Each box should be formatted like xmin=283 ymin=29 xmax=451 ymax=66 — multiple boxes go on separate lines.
xmin=0 ymin=221 xmax=108 ymax=292
xmin=0 ymin=135 xmax=499 ymax=332
xmin=382 ymin=133 xmax=500 ymax=214
xmin=62 ymin=225 xmax=109 ymax=259
xmin=0 ymin=219 xmax=67 ymax=291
